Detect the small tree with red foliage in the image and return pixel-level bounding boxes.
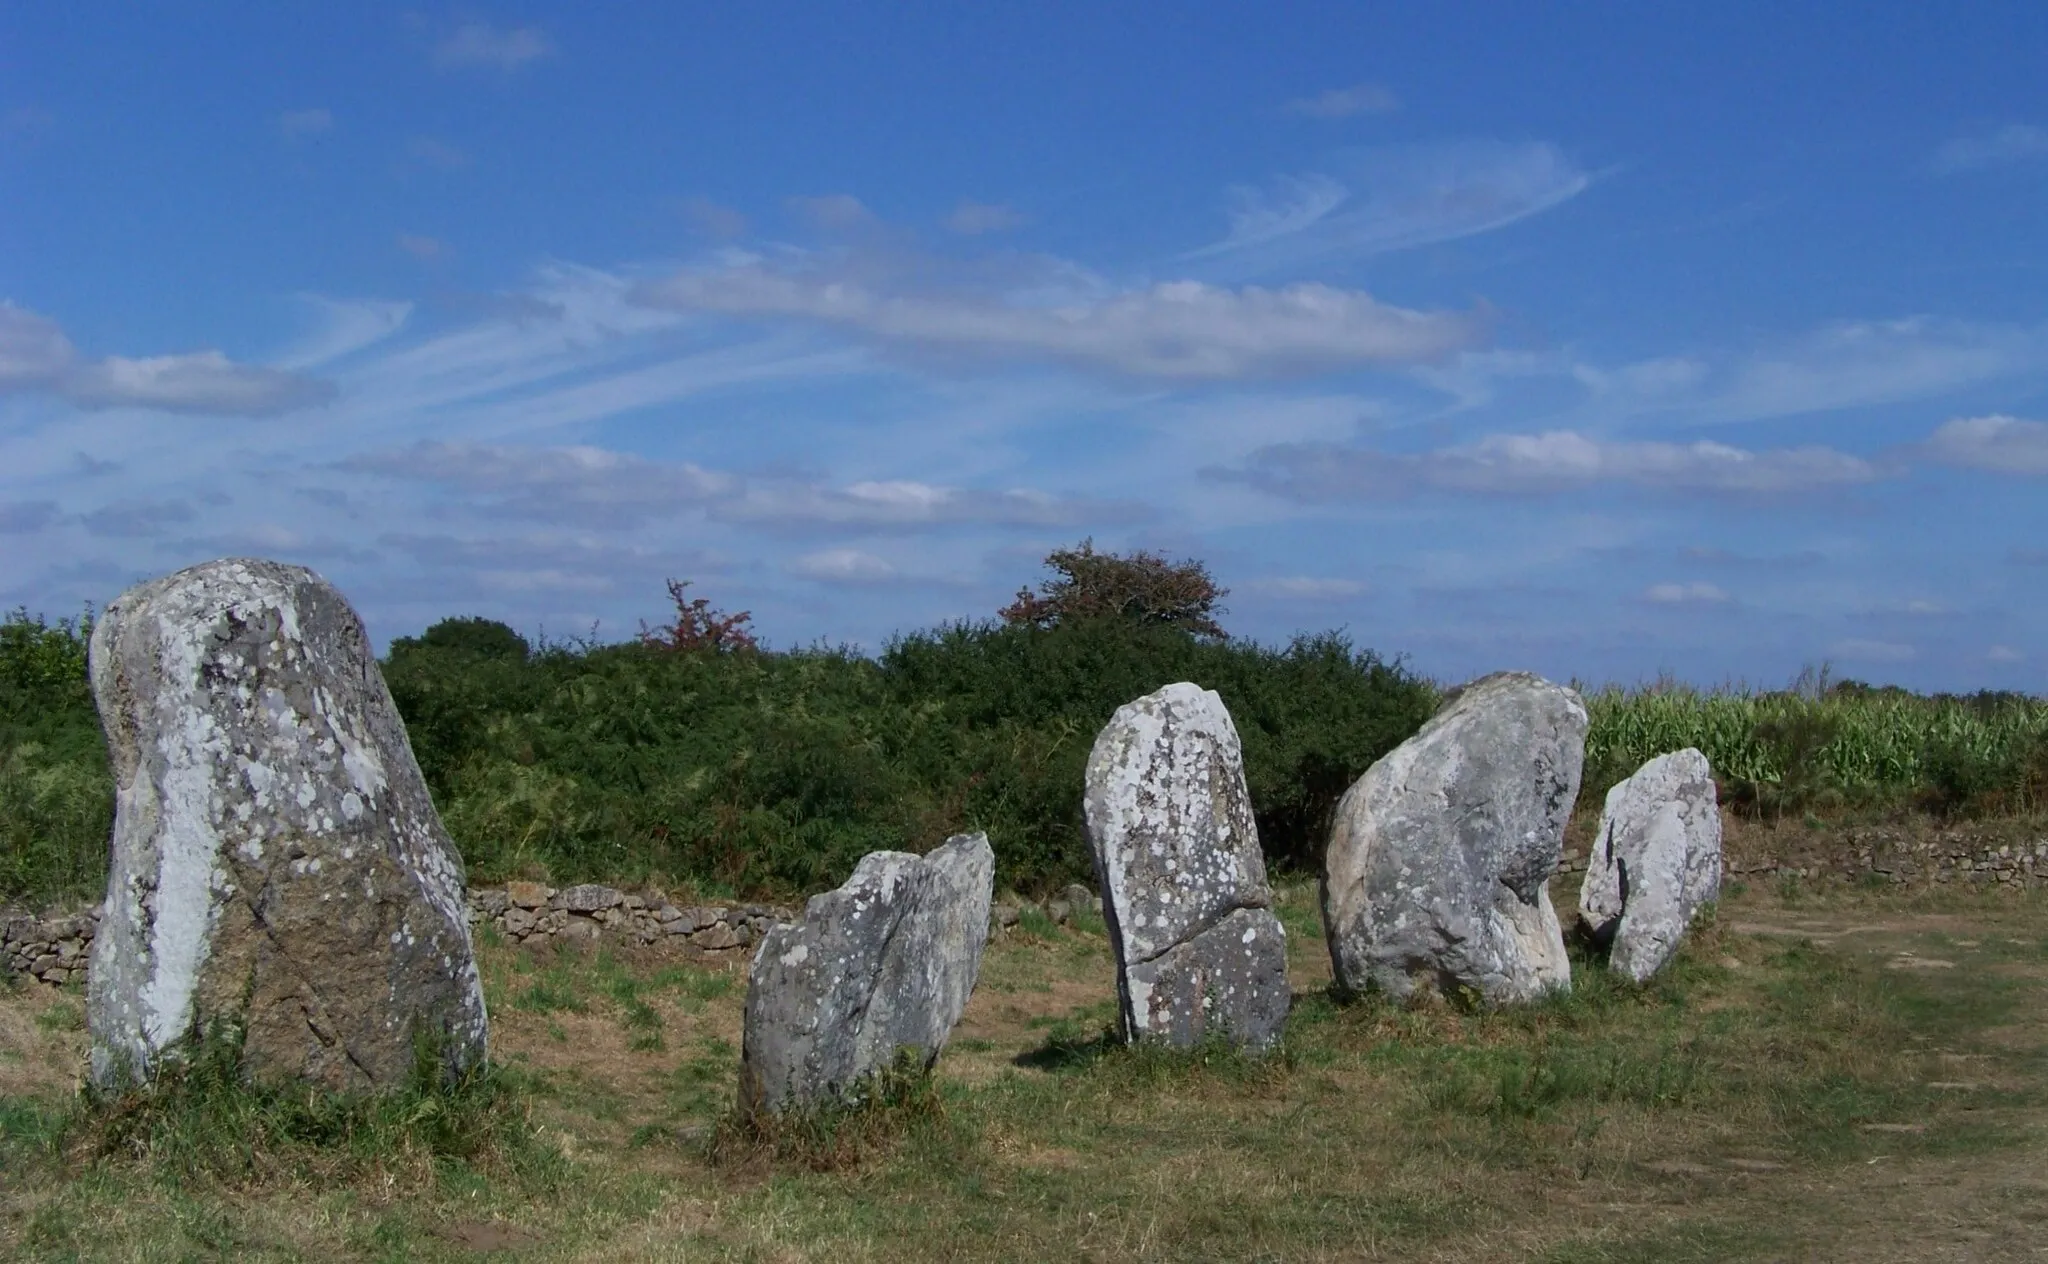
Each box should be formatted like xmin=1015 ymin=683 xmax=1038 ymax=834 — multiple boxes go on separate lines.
xmin=640 ymin=579 xmax=759 ymax=653
xmin=999 ymin=539 xmax=1228 ymax=639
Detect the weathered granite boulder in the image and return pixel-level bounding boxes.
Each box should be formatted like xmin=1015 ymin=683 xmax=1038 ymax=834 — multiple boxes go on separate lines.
xmin=1085 ymin=683 xmax=1289 ymax=1050
xmin=741 ymin=831 xmax=994 ymax=1112
xmin=86 ymin=559 xmax=487 ymax=1091
xmin=1579 ymin=748 xmax=1722 ymax=981
xmin=1322 ymin=672 xmax=1585 ymax=1005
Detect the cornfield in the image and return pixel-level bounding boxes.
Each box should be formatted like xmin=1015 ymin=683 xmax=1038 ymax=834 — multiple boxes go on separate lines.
xmin=1581 ymin=681 xmax=2048 ymax=814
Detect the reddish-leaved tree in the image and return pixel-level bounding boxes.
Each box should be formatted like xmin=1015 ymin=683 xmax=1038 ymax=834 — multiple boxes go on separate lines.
xmin=640 ymin=579 xmax=759 ymax=653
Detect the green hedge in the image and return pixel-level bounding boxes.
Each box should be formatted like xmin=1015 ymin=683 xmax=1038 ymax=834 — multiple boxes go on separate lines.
xmin=4 ymin=603 xmax=2044 ymax=910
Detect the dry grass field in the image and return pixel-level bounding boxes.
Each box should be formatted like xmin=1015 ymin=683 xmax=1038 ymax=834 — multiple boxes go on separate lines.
xmin=3 ymin=872 xmax=2045 ymax=1262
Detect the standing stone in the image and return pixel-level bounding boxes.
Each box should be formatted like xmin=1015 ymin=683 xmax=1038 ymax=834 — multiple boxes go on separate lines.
xmin=1322 ymin=672 xmax=1585 ymax=1005
xmin=1579 ymin=748 xmax=1722 ymax=981
xmin=741 ymin=831 xmax=994 ymax=1113
xmin=87 ymin=558 xmax=486 ymax=1091
xmin=1085 ymin=683 xmax=1289 ymax=1050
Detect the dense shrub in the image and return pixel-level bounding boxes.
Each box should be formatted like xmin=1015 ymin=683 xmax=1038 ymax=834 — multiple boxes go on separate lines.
xmin=0 ymin=609 xmax=109 ymax=903
xmin=380 ymin=617 xmax=1436 ymax=895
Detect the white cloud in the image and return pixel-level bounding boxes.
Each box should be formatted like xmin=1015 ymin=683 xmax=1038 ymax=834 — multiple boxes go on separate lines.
xmin=1644 ymin=581 xmax=1730 ymax=605
xmin=342 ymin=440 xmax=1119 ymax=533
xmin=407 ymin=136 xmax=470 ymax=170
xmin=725 ymin=478 xmax=1108 ymax=532
xmin=1 ymin=303 xmax=334 ymax=416
xmin=1242 ymin=576 xmax=1367 ymax=600
xmin=435 ymin=22 xmax=554 ymax=70
xmin=343 ymin=441 xmax=733 ymax=528
xmin=64 ymin=351 xmax=336 ymax=416
xmin=79 ymin=499 xmax=196 ymax=538
xmin=1988 ymin=645 xmax=2025 ymax=664
xmin=787 ymin=548 xmax=897 ymax=583
xmin=278 ymin=108 xmax=333 ymax=139
xmin=638 ymin=263 xmax=1478 ymax=379
xmin=1924 ymin=415 xmax=2048 ymax=475
xmin=788 ymin=194 xmax=874 ymax=230
xmin=1222 ymin=430 xmax=1883 ymax=500
xmin=397 ymin=233 xmax=447 ymax=261
xmin=945 ymin=200 xmax=1028 ymax=235
xmin=0 ymin=303 xmax=75 ymax=385
xmin=1830 ymin=638 xmax=1916 ymax=664
xmin=676 ymin=196 xmax=748 ymax=238
xmin=1186 ymin=141 xmax=1590 ymax=269
xmin=476 ymin=568 xmax=614 ymax=594
xmin=1285 ymin=83 xmax=1399 ymax=119
xmin=1933 ymin=124 xmax=2048 ymax=174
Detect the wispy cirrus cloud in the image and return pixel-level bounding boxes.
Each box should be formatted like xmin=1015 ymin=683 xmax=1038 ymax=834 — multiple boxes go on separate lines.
xmin=0 ymin=302 xmax=333 ymax=416
xmin=1709 ymin=318 xmax=2048 ymax=423
xmin=1285 ymin=83 xmax=1399 ymax=119
xmin=1932 ymin=123 xmax=2048 ymax=174
xmin=636 ymin=260 xmax=1480 ymax=379
xmin=1186 ymin=140 xmax=1592 ymax=271
xmin=1216 ymin=430 xmax=1883 ymax=501
xmin=1424 ymin=316 xmax=2048 ymax=428
xmin=434 ymin=22 xmax=554 ymax=71
xmin=276 ymin=297 xmax=413 ymax=370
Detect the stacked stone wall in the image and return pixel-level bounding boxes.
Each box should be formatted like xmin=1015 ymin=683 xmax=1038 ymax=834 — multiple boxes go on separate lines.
xmin=4 ymin=883 xmax=797 ymax=987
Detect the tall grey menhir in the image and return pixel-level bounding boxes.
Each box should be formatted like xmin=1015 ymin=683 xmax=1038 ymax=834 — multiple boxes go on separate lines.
xmin=86 ymin=558 xmax=487 ymax=1090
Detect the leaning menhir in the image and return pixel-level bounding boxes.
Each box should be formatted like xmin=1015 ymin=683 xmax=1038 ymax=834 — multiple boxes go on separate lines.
xmin=1322 ymin=671 xmax=1585 ymax=1005
xmin=741 ymin=831 xmax=994 ymax=1113
xmin=87 ymin=558 xmax=487 ymax=1090
xmin=1085 ymin=683 xmax=1290 ymax=1050
xmin=1579 ymin=748 xmax=1723 ymax=982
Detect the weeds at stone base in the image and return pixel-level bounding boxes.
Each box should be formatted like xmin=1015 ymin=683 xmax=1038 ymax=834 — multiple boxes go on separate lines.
xmin=1015 ymin=1020 xmax=1296 ymax=1093
xmin=707 ymin=1054 xmax=950 ymax=1173
xmin=46 ymin=1024 xmax=561 ymax=1192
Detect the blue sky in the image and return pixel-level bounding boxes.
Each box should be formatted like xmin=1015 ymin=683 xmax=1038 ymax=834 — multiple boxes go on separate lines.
xmin=3 ymin=4 xmax=2045 ymax=690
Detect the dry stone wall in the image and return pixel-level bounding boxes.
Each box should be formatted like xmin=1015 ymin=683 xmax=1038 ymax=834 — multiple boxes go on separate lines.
xmin=4 ymin=883 xmax=797 ymax=989
xmin=1556 ymin=824 xmax=2048 ymax=889
xmin=9 ymin=833 xmax=2046 ymax=992
xmin=476 ymin=881 xmax=796 ymax=951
